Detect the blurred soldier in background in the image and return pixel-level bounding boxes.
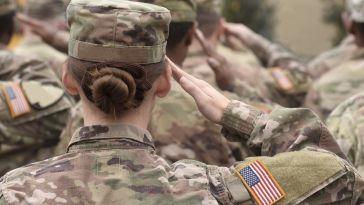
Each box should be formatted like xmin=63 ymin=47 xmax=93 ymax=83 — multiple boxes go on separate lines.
xmin=304 ymin=0 xmax=364 ymax=119
xmin=15 ymin=0 xmax=67 ymax=78
xmin=0 ymin=0 xmax=72 ymax=176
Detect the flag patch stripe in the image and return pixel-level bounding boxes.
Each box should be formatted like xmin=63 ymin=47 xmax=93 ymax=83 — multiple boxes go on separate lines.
xmin=2 ymin=83 xmax=31 ymax=118
xmin=236 ymin=160 xmax=285 ymax=205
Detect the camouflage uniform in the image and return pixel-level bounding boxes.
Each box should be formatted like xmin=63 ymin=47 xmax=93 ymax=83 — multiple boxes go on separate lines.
xmin=327 ymin=92 xmax=364 ymax=177
xmin=1 ymin=1 xmax=364 ymax=204
xmin=0 ymin=0 xmax=72 ymax=176
xmin=307 ymin=35 xmax=357 ymax=80
xmin=184 ymin=0 xmax=310 ymax=108
xmin=304 ymin=0 xmax=364 ymax=119
xmin=14 ymin=0 xmax=68 ymax=78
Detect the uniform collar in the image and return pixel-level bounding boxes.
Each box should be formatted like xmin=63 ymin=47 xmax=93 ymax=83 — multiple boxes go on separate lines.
xmin=67 ymin=124 xmax=155 ymax=152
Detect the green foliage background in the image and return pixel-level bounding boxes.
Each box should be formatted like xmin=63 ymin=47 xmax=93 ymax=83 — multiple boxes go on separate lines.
xmin=223 ymin=0 xmax=275 ymax=39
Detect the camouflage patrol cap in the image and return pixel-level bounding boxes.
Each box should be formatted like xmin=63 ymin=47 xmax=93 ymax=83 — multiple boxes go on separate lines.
xmin=347 ymin=0 xmax=364 ymax=22
xmin=25 ymin=0 xmax=65 ymax=20
xmin=67 ymin=0 xmax=171 ymax=64
xmin=131 ymin=0 xmax=196 ymax=22
xmin=195 ymin=0 xmax=223 ymax=16
xmin=0 ymin=0 xmax=16 ymax=16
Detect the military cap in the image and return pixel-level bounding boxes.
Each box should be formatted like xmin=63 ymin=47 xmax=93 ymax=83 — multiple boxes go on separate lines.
xmin=0 ymin=0 xmax=16 ymax=16
xmin=195 ymin=0 xmax=223 ymax=16
xmin=347 ymin=0 xmax=364 ymax=22
xmin=25 ymin=0 xmax=65 ymax=20
xmin=67 ymin=0 xmax=171 ymax=64
xmin=131 ymin=0 xmax=196 ymax=22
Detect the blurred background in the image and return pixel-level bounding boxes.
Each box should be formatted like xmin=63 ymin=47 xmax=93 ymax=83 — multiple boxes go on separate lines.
xmin=11 ymin=0 xmax=345 ymax=59
xmin=224 ymin=0 xmax=345 ymax=58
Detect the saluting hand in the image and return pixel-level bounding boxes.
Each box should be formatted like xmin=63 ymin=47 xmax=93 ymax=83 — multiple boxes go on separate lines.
xmin=194 ymin=29 xmax=235 ymax=92
xmin=167 ymin=57 xmax=230 ymax=124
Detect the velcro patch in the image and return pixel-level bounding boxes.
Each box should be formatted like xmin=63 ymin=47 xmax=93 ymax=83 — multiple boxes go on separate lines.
xmin=270 ymin=68 xmax=294 ymax=91
xmin=1 ymin=82 xmax=32 ymax=118
xmin=21 ymin=81 xmax=64 ymax=110
xmin=235 ymin=160 xmax=285 ymax=205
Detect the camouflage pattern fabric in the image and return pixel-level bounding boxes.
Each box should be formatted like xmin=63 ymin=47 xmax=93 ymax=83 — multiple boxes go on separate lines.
xmin=14 ymin=36 xmax=67 ymax=79
xmin=327 ymin=92 xmax=364 ymax=176
xmin=0 ymin=0 xmax=15 ymax=16
xmin=150 ymin=81 xmax=236 ymax=166
xmin=131 ymin=0 xmax=196 ymax=22
xmin=0 ymin=49 xmax=73 ymax=176
xmin=0 ymin=101 xmax=363 ymax=204
xmin=304 ymin=48 xmax=364 ymax=119
xmin=347 ymin=0 xmax=364 ymax=22
xmin=195 ymin=0 xmax=223 ymax=16
xmin=307 ymin=35 xmax=357 ymax=80
xmin=24 ymin=0 xmax=65 ymax=20
xmin=67 ymin=0 xmax=171 ymax=64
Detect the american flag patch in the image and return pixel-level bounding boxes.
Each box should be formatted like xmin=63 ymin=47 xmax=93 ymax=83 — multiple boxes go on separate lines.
xmin=270 ymin=68 xmax=294 ymax=91
xmin=2 ymin=83 xmax=31 ymax=118
xmin=236 ymin=160 xmax=285 ymax=205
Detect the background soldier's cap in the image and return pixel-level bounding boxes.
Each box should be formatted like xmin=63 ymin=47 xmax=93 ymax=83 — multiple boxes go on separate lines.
xmin=347 ymin=0 xmax=364 ymax=23
xmin=67 ymin=0 xmax=171 ymax=64
xmin=132 ymin=0 xmax=196 ymax=23
xmin=0 ymin=0 xmax=16 ymax=16
xmin=195 ymin=0 xmax=223 ymax=16
xmin=24 ymin=0 xmax=66 ymax=20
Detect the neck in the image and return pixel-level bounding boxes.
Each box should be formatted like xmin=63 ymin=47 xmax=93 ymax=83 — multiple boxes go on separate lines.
xmin=82 ymin=95 xmax=155 ymax=130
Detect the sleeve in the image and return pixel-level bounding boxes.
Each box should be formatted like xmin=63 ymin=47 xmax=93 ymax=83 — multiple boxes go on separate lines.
xmin=220 ymin=100 xmax=346 ymax=159
xmin=0 ymin=177 xmax=6 ymax=205
xmin=210 ymin=101 xmax=364 ymax=204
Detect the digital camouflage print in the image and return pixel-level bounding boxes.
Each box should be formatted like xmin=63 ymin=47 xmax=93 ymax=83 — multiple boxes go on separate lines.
xmin=67 ymin=0 xmax=171 ymax=64
xmin=307 ymin=36 xmax=357 ymax=80
xmin=0 ymin=0 xmax=15 ymax=16
xmin=0 ymin=101 xmax=363 ymax=204
xmin=0 ymin=49 xmax=73 ymax=176
xmin=327 ymin=92 xmax=364 ymax=177
xmin=304 ymin=48 xmax=364 ymax=119
xmin=131 ymin=0 xmax=196 ymax=22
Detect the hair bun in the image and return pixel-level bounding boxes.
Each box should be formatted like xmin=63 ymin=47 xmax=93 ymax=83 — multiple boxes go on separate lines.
xmin=91 ymin=67 xmax=137 ymax=115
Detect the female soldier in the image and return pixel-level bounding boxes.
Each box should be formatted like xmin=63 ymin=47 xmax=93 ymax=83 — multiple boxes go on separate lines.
xmin=0 ymin=1 xmax=362 ymax=204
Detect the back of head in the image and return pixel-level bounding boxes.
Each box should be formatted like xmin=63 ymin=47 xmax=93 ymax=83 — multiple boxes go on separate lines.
xmin=67 ymin=0 xmax=171 ymax=116
xmin=195 ymin=0 xmax=223 ymax=38
xmin=131 ymin=0 xmax=197 ymax=49
xmin=0 ymin=0 xmax=16 ymax=45
xmin=24 ymin=0 xmax=65 ymax=21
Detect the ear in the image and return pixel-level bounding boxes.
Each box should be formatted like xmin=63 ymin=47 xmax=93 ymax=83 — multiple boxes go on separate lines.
xmin=185 ymin=22 xmax=197 ymax=46
xmin=62 ymin=63 xmax=79 ymax=96
xmin=155 ymin=62 xmax=172 ymax=98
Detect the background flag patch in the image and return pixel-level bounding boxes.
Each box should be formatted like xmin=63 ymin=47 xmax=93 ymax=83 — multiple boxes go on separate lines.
xmin=2 ymin=83 xmax=31 ymax=118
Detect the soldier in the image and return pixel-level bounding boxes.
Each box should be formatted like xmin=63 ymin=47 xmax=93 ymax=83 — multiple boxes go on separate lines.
xmin=0 ymin=0 xmax=72 ymax=175
xmin=57 ymin=0 xmax=237 ymax=166
xmin=1 ymin=1 xmax=363 ymax=204
xmin=327 ymin=92 xmax=364 ymax=176
xmin=184 ymin=0 xmax=310 ymax=107
xmin=304 ymin=0 xmax=364 ymax=119
xmin=15 ymin=0 xmax=68 ymax=78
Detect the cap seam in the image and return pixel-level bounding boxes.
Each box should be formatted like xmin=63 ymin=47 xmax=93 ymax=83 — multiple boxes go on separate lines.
xmin=68 ymin=3 xmax=170 ymax=13
xmin=69 ymin=38 xmax=167 ymax=48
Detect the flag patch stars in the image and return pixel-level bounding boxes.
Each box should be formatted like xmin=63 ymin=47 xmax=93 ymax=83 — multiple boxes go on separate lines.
xmin=236 ymin=160 xmax=285 ymax=205
xmin=2 ymin=83 xmax=31 ymax=118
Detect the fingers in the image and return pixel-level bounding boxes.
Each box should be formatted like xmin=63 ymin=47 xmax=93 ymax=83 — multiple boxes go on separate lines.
xmin=194 ymin=29 xmax=214 ymax=56
xmin=207 ymin=57 xmax=221 ymax=73
xmin=166 ymin=57 xmax=183 ymax=82
xmin=179 ymin=77 xmax=209 ymax=104
xmin=17 ymin=14 xmax=42 ymax=29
